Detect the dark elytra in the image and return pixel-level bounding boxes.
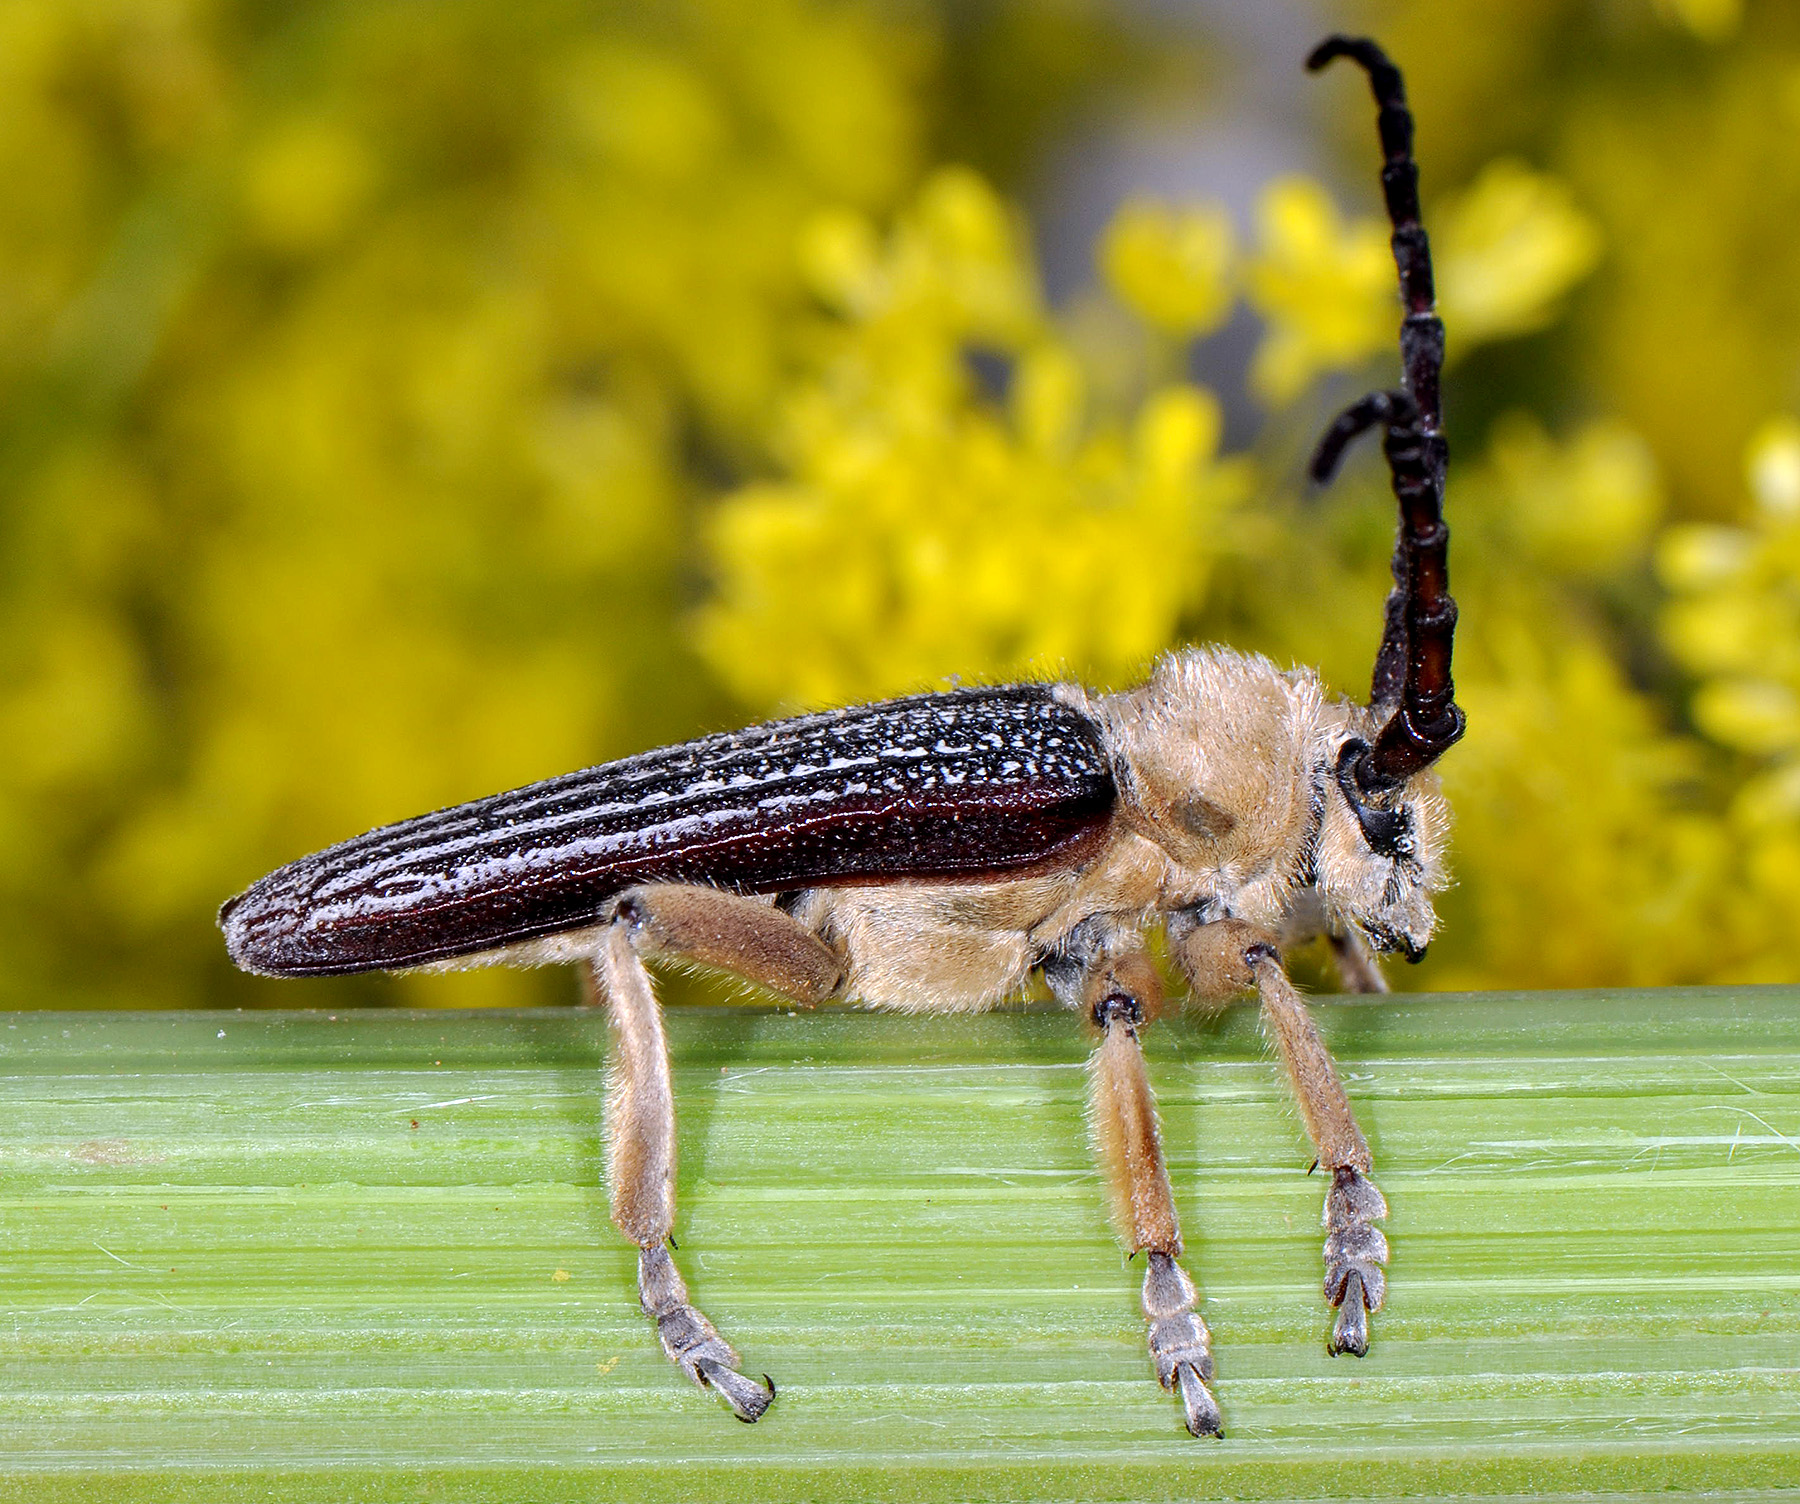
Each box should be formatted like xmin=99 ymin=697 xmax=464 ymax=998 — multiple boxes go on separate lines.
xmin=221 ymin=685 xmax=1117 ymax=976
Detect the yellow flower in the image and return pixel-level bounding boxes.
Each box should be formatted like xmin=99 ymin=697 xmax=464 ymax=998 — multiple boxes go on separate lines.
xmin=241 ymin=118 xmax=376 ymax=253
xmin=1661 ymin=417 xmax=1800 ymax=786
xmin=1655 ymin=525 xmax=1754 ymax=593
xmin=559 ymin=42 xmax=726 ymax=183
xmin=1480 ymin=413 xmax=1659 ymax=574
xmin=1652 ymin=0 xmax=1742 ymax=41
xmin=1243 ymin=176 xmax=1392 ymax=405
xmin=1099 ymin=198 xmax=1236 ymax=339
xmin=1435 ymin=160 xmax=1601 ymax=347
xmin=1693 ymin=680 xmax=1800 ymax=757
xmin=1746 ymin=415 xmax=1800 ymax=519
xmin=798 ymin=167 xmax=1039 ymax=342
xmin=798 ymin=206 xmax=885 ymax=315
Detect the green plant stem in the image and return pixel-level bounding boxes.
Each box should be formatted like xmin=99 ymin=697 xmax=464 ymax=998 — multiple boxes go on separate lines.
xmin=0 ymin=990 xmax=1796 ymax=1501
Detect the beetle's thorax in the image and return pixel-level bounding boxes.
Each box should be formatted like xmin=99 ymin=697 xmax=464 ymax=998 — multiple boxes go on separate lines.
xmin=1076 ymin=647 xmax=1336 ymax=931
xmin=1072 ymin=645 xmax=1450 ymax=958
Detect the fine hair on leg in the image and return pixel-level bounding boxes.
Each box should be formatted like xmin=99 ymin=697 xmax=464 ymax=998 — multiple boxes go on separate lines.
xmin=619 ymin=883 xmax=845 ymax=1002
xmin=1250 ymin=949 xmax=1389 ymax=1356
xmin=1059 ymin=925 xmax=1222 ymax=1438
xmin=585 ymin=902 xmax=799 ymax=1422
xmin=593 ymin=924 xmax=673 ymax=1248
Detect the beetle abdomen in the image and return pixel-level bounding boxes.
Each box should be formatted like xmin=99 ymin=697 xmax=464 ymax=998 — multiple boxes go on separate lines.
xmin=221 ymin=685 xmax=1115 ymax=976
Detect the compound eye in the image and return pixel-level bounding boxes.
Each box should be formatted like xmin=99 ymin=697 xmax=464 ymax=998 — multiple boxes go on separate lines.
xmin=1355 ymin=801 xmax=1408 ymax=855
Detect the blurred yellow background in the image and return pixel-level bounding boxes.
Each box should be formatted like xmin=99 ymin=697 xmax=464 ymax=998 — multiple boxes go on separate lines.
xmin=4 ymin=0 xmax=1798 ymax=1010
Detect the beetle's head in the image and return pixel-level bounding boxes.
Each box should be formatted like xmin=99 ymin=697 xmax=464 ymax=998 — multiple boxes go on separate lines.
xmin=1313 ymin=732 xmax=1449 ymax=963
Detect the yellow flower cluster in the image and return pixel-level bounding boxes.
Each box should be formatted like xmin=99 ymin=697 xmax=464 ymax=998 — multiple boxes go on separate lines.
xmin=1084 ymin=159 xmax=1595 ymax=411
xmin=1643 ymin=425 xmax=1800 ymax=974
xmin=1419 ymin=417 xmax=1723 ymax=986
xmin=1662 ymin=419 xmax=1800 ymax=826
xmin=4 ymin=0 xmax=1800 ymax=1006
xmin=698 ymin=170 xmax=1249 ymax=706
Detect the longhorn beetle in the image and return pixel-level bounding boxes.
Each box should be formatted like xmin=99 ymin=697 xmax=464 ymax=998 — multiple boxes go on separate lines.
xmin=220 ymin=36 xmax=1460 ymax=1439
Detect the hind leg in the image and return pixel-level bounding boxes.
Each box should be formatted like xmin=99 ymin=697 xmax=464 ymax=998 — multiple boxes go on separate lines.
xmin=586 ymin=885 xmax=844 ymax=1420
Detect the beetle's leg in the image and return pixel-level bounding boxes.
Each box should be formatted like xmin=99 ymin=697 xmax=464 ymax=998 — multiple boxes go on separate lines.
xmin=1250 ymin=947 xmax=1389 ymax=1357
xmin=1169 ymin=914 xmax=1279 ymax=1005
xmin=1277 ymin=890 xmax=1389 ymax=996
xmin=1052 ymin=927 xmax=1221 ymax=1438
xmin=1325 ymin=928 xmax=1390 ymax=995
xmin=587 ymin=884 xmax=845 ymax=1422
xmin=619 ymin=884 xmax=847 ymax=1003
xmin=1169 ymin=919 xmax=1389 ymax=1355
xmin=585 ymin=933 xmax=773 ymax=1422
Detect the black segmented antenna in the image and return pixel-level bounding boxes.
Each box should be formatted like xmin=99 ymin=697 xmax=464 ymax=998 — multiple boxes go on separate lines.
xmin=1305 ymin=35 xmax=1464 ymax=792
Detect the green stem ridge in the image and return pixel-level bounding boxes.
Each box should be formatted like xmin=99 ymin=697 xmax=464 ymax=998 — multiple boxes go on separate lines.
xmin=0 ymin=989 xmax=1795 ymax=1500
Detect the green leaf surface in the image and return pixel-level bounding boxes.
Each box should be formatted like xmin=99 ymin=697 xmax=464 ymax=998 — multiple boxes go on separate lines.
xmin=0 ymin=990 xmax=1796 ymax=1501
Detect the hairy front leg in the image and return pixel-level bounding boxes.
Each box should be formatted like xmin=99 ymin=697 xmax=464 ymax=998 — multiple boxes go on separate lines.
xmin=1172 ymin=918 xmax=1389 ymax=1357
xmin=587 ymin=884 xmax=845 ymax=1421
xmin=1251 ymin=947 xmax=1389 ymax=1356
xmin=1052 ymin=926 xmax=1221 ymax=1437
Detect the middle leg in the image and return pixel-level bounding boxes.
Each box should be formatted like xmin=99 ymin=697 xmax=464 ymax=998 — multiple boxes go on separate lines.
xmin=1279 ymin=887 xmax=1390 ymax=995
xmin=1049 ymin=923 xmax=1221 ymax=1438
